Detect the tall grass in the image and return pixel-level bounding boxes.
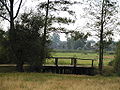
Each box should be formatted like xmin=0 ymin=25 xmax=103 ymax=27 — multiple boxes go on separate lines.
xmin=0 ymin=73 xmax=120 ymax=90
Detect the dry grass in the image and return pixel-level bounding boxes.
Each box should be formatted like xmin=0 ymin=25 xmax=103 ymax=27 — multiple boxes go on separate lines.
xmin=0 ymin=73 xmax=120 ymax=90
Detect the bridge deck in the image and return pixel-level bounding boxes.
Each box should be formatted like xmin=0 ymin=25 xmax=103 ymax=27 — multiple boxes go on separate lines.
xmin=0 ymin=57 xmax=96 ymax=75
xmin=41 ymin=65 xmax=95 ymax=75
xmin=43 ymin=57 xmax=96 ymax=75
xmin=43 ymin=64 xmax=92 ymax=67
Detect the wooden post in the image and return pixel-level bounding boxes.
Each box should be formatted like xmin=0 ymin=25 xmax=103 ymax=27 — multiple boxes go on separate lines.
xmin=55 ymin=58 xmax=58 ymax=67
xmin=71 ymin=58 xmax=74 ymax=65
xmin=74 ymin=58 xmax=77 ymax=67
xmin=92 ymin=60 xmax=94 ymax=67
xmin=73 ymin=58 xmax=77 ymax=74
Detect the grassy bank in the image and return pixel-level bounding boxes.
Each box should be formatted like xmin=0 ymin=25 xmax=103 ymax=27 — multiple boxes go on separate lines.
xmin=0 ymin=73 xmax=120 ymax=90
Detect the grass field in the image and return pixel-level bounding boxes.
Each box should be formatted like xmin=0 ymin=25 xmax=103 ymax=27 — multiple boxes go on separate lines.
xmin=45 ymin=52 xmax=114 ymax=66
xmin=0 ymin=52 xmax=118 ymax=90
xmin=0 ymin=73 xmax=120 ymax=90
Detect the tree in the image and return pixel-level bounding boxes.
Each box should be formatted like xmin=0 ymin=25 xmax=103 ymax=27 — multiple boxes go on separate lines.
xmin=99 ymin=0 xmax=118 ymax=74
xmin=51 ymin=33 xmax=61 ymax=49
xmin=42 ymin=0 xmax=49 ymax=63
xmin=14 ymin=12 xmax=51 ymax=72
xmin=66 ymin=31 xmax=91 ymax=50
xmin=84 ymin=41 xmax=94 ymax=50
xmin=13 ymin=0 xmax=77 ymax=71
xmin=0 ymin=0 xmax=23 ymax=71
xmin=67 ymin=37 xmax=75 ymax=49
xmin=38 ymin=0 xmax=78 ymax=58
xmin=83 ymin=0 xmax=118 ymax=74
xmin=37 ymin=0 xmax=79 ymax=33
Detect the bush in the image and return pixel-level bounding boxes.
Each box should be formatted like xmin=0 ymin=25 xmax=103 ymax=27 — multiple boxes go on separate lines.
xmin=114 ymin=41 xmax=120 ymax=74
xmin=108 ymin=60 xmax=114 ymax=66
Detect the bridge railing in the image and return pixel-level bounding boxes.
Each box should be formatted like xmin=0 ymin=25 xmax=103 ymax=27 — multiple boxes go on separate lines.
xmin=46 ymin=57 xmax=96 ymax=68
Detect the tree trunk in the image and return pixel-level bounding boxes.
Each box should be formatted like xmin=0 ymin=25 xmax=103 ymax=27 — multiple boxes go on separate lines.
xmin=41 ymin=0 xmax=50 ymax=65
xmin=16 ymin=60 xmax=24 ymax=72
xmin=9 ymin=0 xmax=24 ymax=72
xmin=99 ymin=0 xmax=105 ymax=75
xmin=99 ymin=29 xmax=104 ymax=74
xmin=43 ymin=0 xmax=49 ymax=47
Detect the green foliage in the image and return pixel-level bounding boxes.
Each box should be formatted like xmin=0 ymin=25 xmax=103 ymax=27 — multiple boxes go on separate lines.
xmin=38 ymin=0 xmax=77 ymax=15
xmin=14 ymin=12 xmax=51 ymax=71
xmin=67 ymin=31 xmax=91 ymax=50
xmin=71 ymin=31 xmax=91 ymax=41
xmin=108 ymin=60 xmax=114 ymax=66
xmin=114 ymin=42 xmax=120 ymax=74
xmin=37 ymin=0 xmax=77 ymax=33
xmin=0 ymin=29 xmax=10 ymax=64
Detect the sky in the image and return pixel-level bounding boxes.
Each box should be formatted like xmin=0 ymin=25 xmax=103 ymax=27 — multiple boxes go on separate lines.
xmin=22 ymin=0 xmax=120 ymax=41
xmin=21 ymin=0 xmax=86 ymax=41
xmin=1 ymin=0 xmax=120 ymax=41
xmin=22 ymin=0 xmax=89 ymax=41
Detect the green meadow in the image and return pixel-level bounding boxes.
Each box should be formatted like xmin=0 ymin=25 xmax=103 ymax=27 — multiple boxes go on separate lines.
xmin=0 ymin=52 xmax=117 ymax=90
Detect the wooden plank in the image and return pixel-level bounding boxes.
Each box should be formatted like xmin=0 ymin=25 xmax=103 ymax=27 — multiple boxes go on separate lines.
xmin=77 ymin=58 xmax=96 ymax=61
xmin=43 ymin=65 xmax=92 ymax=68
xmin=47 ymin=57 xmax=74 ymax=59
xmin=71 ymin=58 xmax=74 ymax=65
xmin=55 ymin=58 xmax=58 ymax=67
xmin=74 ymin=58 xmax=77 ymax=67
xmin=47 ymin=57 xmax=96 ymax=61
xmin=91 ymin=60 xmax=94 ymax=67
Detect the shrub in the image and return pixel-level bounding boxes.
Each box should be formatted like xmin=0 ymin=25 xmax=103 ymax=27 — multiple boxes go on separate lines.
xmin=114 ymin=41 xmax=120 ymax=74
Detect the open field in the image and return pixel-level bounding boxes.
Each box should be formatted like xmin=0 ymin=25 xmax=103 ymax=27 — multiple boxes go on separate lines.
xmin=0 ymin=52 xmax=117 ymax=90
xmin=45 ymin=52 xmax=114 ymax=66
xmin=0 ymin=73 xmax=120 ymax=90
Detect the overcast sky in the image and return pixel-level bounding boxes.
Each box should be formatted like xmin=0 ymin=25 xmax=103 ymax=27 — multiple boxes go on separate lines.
xmin=19 ymin=0 xmax=85 ymax=41
xmin=22 ymin=0 xmax=120 ymax=41
xmin=1 ymin=0 xmax=120 ymax=41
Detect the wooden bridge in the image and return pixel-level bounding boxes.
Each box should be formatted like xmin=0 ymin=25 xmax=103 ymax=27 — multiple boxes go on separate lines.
xmin=41 ymin=57 xmax=96 ymax=75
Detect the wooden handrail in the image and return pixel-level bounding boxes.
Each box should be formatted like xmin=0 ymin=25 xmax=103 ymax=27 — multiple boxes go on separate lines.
xmin=47 ymin=57 xmax=96 ymax=61
xmin=46 ymin=57 xmax=96 ymax=67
